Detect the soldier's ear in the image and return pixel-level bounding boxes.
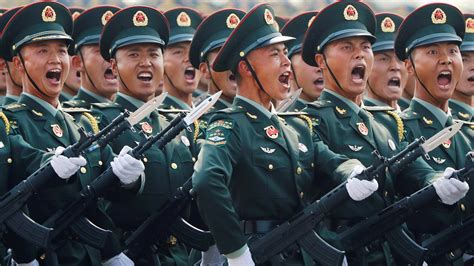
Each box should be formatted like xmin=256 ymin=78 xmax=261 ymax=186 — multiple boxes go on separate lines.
xmin=12 ymin=56 xmax=24 ymax=73
xmin=315 ymin=54 xmax=325 ymax=69
xmin=199 ymin=62 xmax=211 ymax=79
xmin=405 ymin=58 xmax=414 ymax=75
xmin=0 ymin=58 xmax=6 ymax=72
xmin=110 ymin=58 xmax=118 ymax=76
xmin=237 ymin=60 xmax=252 ymax=78
xmin=71 ymin=55 xmax=84 ymax=72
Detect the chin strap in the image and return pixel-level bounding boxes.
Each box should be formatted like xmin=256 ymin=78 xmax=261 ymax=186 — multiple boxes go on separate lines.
xmin=5 ymin=61 xmax=22 ymax=88
xmin=18 ymin=53 xmax=49 ymax=98
xmin=409 ymin=54 xmax=444 ymax=107
xmin=290 ymin=63 xmax=301 ymax=89
xmin=323 ymin=53 xmax=346 ymax=92
xmin=78 ymin=50 xmax=99 ymax=94
xmin=205 ymin=60 xmax=221 ymax=92
xmin=243 ymin=57 xmax=271 ymax=98
xmin=114 ymin=58 xmax=131 ymax=93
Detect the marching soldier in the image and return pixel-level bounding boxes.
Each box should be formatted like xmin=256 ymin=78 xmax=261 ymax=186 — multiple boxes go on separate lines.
xmin=97 ymin=6 xmax=197 ymax=265
xmin=364 ymin=13 xmax=406 ymax=112
xmin=281 ymin=12 xmax=324 ymax=111
xmin=395 ymin=3 xmax=474 ymax=263
xmin=301 ymin=1 xmax=469 ymax=264
xmin=0 ymin=2 xmax=144 ymax=264
xmin=161 ymin=7 xmax=203 ymax=112
xmin=192 ymin=3 xmax=371 ymax=265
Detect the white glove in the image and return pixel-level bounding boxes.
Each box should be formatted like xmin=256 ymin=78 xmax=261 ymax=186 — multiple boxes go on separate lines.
xmin=11 ymin=259 xmax=39 ymax=266
xmin=50 ymin=146 xmax=87 ymax=179
xmin=433 ymin=167 xmax=469 ymax=205
xmin=346 ymin=165 xmax=378 ymax=201
xmin=226 ymin=246 xmax=255 ymax=266
xmin=201 ymin=245 xmax=226 ymax=266
xmin=102 ymin=252 xmax=134 ymax=266
xmin=111 ymin=146 xmax=145 ymax=185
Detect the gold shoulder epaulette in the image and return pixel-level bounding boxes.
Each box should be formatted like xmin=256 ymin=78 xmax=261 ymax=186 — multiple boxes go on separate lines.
xmin=386 ymin=110 xmax=404 ymax=142
xmin=0 ymin=112 xmax=10 ymax=134
xmin=298 ymin=114 xmax=313 ymax=136
xmin=82 ymin=112 xmax=100 ymax=134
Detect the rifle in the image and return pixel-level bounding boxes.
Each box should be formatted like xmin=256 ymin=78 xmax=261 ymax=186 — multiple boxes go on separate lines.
xmin=248 ymin=122 xmax=462 ymax=266
xmin=41 ymin=92 xmax=221 ymax=250
xmin=338 ymin=124 xmax=467 ymax=265
xmin=0 ymin=93 xmax=166 ymax=248
xmin=421 ymin=152 xmax=474 ymax=262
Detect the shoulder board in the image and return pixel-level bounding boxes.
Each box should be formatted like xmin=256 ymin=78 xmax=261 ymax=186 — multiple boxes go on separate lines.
xmin=91 ymin=102 xmax=121 ymax=109
xmin=277 ymin=111 xmax=308 ymax=116
xmin=363 ymin=105 xmax=394 ymax=112
xmin=307 ymin=100 xmax=334 ymax=109
xmin=3 ymin=103 xmax=27 ymax=112
xmin=62 ymin=100 xmax=89 ymax=108
xmin=216 ymin=106 xmax=245 ymax=114
xmin=157 ymin=108 xmax=190 ymax=113
xmin=400 ymin=109 xmax=421 ymax=120
xmin=453 ymin=119 xmax=474 ymax=126
xmin=62 ymin=107 xmax=90 ymax=113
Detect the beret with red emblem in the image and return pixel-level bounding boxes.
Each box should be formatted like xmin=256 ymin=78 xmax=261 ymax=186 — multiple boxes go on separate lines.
xmin=164 ymin=7 xmax=203 ymax=46
xmin=302 ymin=1 xmax=376 ymax=66
xmin=461 ymin=14 xmax=474 ymax=52
xmin=189 ymin=8 xmax=246 ymax=69
xmin=212 ymin=3 xmax=294 ymax=72
xmin=71 ymin=6 xmax=120 ymax=54
xmin=372 ymin=13 xmax=403 ymax=52
xmin=394 ymin=3 xmax=464 ymax=61
xmin=281 ymin=11 xmax=318 ymax=58
xmin=100 ymin=6 xmax=169 ymax=61
xmin=0 ymin=2 xmax=73 ymax=61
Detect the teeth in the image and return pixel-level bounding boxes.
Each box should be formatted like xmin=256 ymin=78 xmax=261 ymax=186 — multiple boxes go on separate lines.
xmin=186 ymin=67 xmax=194 ymax=71
xmin=138 ymin=72 xmax=152 ymax=78
xmin=50 ymin=69 xmax=61 ymax=73
xmin=440 ymin=71 xmax=450 ymax=75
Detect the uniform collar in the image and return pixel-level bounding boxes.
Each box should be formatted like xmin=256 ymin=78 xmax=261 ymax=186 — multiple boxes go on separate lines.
xmin=364 ymin=97 xmax=389 ymax=107
xmin=235 ymin=95 xmax=276 ymax=119
xmin=116 ymin=92 xmax=144 ymax=109
xmin=22 ymin=92 xmax=59 ymax=117
xmin=80 ymin=87 xmax=112 ymax=103
xmin=324 ymin=89 xmax=362 ymax=114
xmin=5 ymin=94 xmax=20 ymax=101
xmin=413 ymin=97 xmax=451 ymax=126
xmin=449 ymin=99 xmax=473 ymax=114
xmin=166 ymin=94 xmax=193 ymax=110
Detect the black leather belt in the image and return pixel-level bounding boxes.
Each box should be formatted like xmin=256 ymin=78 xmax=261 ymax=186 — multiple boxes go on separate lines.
xmin=240 ymin=220 xmax=283 ymax=235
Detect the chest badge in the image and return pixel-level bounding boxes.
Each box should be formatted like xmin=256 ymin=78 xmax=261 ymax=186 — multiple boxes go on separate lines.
xmin=348 ymin=145 xmax=363 ymax=152
xmin=298 ymin=143 xmax=308 ymax=153
xmin=51 ymin=124 xmax=63 ymax=138
xmin=356 ymin=122 xmax=369 ymax=136
xmin=260 ymin=147 xmax=276 ymax=154
xmin=442 ymin=139 xmax=451 ymax=149
xmin=264 ymin=125 xmax=279 ymax=139
xmin=140 ymin=122 xmax=153 ymax=134
xmin=388 ymin=139 xmax=396 ymax=151
xmin=432 ymin=157 xmax=446 ymax=164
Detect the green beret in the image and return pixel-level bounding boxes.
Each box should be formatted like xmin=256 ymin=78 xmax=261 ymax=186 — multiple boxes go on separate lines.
xmin=461 ymin=14 xmax=474 ymax=52
xmin=302 ymin=1 xmax=376 ymax=66
xmin=72 ymin=6 xmax=120 ymax=54
xmin=372 ymin=13 xmax=403 ymax=53
xmin=100 ymin=6 xmax=169 ymax=61
xmin=212 ymin=3 xmax=294 ymax=72
xmin=164 ymin=7 xmax=202 ymax=46
xmin=189 ymin=8 xmax=245 ymax=69
xmin=395 ymin=3 xmax=464 ymax=61
xmin=281 ymin=11 xmax=317 ymax=58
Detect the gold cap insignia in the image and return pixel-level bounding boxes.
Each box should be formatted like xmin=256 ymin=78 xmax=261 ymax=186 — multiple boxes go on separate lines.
xmin=42 ymin=6 xmax=56 ymax=22
xmin=133 ymin=11 xmax=148 ymax=27
xmin=343 ymin=5 xmax=358 ymax=21
xmin=466 ymin=18 xmax=474 ymax=33
xmin=102 ymin=10 xmax=114 ymax=26
xmin=226 ymin=13 xmax=240 ymax=29
xmin=381 ymin=17 xmax=395 ymax=32
xmin=72 ymin=11 xmax=81 ymax=21
xmin=431 ymin=8 xmax=446 ymax=24
xmin=264 ymin=9 xmax=275 ymax=25
xmin=177 ymin=11 xmax=191 ymax=27
xmin=307 ymin=16 xmax=316 ymax=28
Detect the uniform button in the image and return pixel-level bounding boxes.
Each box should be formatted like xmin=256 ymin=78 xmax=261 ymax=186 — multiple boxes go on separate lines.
xmin=311 ymin=163 xmax=314 ymax=168
xmin=143 ymin=157 xmax=148 ymax=163
xmin=171 ymin=163 xmax=178 ymax=169
xmin=384 ymin=191 xmax=388 ymax=198
xmin=299 ymin=192 xmax=304 ymax=199
xmin=460 ymin=204 xmax=466 ymax=212
xmin=98 ymin=160 xmax=103 ymax=166
xmin=296 ymin=167 xmax=302 ymax=175
xmin=7 ymin=158 xmax=12 ymax=164
xmin=80 ymin=167 xmax=87 ymax=174
xmin=449 ymin=251 xmax=455 ymax=258
xmin=192 ymin=157 xmax=196 ymax=162
xmin=268 ymin=164 xmax=274 ymax=170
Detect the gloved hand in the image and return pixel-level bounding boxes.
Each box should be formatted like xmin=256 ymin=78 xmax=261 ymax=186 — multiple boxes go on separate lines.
xmin=50 ymin=146 xmax=87 ymax=179
xmin=102 ymin=252 xmax=134 ymax=266
xmin=201 ymin=245 xmax=226 ymax=266
xmin=11 ymin=259 xmax=39 ymax=266
xmin=226 ymin=246 xmax=255 ymax=266
xmin=346 ymin=165 xmax=378 ymax=201
xmin=111 ymin=146 xmax=145 ymax=185
xmin=433 ymin=167 xmax=469 ymax=205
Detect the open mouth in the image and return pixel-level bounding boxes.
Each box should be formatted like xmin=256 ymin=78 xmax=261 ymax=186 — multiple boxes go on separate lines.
xmin=437 ymin=71 xmax=452 ymax=87
xmin=313 ymin=77 xmax=324 ymax=86
xmin=387 ymin=77 xmax=400 ymax=88
xmin=104 ymin=68 xmax=116 ymax=80
xmin=76 ymin=71 xmax=80 ymax=78
xmin=229 ymin=73 xmax=236 ymax=82
xmin=46 ymin=69 xmax=61 ymax=83
xmin=137 ymin=71 xmax=153 ymax=82
xmin=351 ymin=65 xmax=365 ymax=84
xmin=184 ymin=67 xmax=196 ymax=81
xmin=467 ymin=75 xmax=474 ymax=82
xmin=278 ymin=71 xmax=291 ymax=88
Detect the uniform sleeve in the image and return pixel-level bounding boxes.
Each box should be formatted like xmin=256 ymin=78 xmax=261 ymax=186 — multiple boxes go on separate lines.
xmin=192 ymin=117 xmax=247 ymax=255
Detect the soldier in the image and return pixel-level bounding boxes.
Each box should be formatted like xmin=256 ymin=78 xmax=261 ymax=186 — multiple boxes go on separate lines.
xmin=395 ymin=3 xmax=474 ymax=262
xmin=192 ymin=4 xmax=373 ymax=265
xmin=0 ymin=8 xmax=6 ymax=105
xmin=301 ymin=1 xmax=468 ymax=264
xmin=59 ymin=7 xmax=84 ymax=103
xmin=281 ymin=12 xmax=324 ymax=111
xmin=161 ymin=8 xmax=203 ymax=111
xmin=0 ymin=2 xmax=144 ymax=264
xmin=365 ymin=13 xmax=406 ymax=112
xmin=0 ymin=7 xmax=22 ymax=107
xmin=97 ymin=6 xmax=197 ymax=265
xmin=62 ymin=6 xmax=120 ymax=109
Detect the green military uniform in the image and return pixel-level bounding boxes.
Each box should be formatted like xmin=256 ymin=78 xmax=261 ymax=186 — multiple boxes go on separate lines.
xmin=192 ymin=4 xmax=360 ymax=265
xmin=0 ymin=3 xmax=122 ymax=264
xmin=398 ymin=97 xmax=411 ymax=111
xmin=301 ymin=2 xmax=440 ymax=264
xmin=98 ymin=6 xmax=196 ymax=265
xmin=0 ymin=8 xmax=6 ymax=106
xmin=2 ymin=95 xmax=19 ymax=106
